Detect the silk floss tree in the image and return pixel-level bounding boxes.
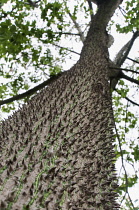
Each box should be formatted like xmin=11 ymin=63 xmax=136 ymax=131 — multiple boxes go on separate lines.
xmin=0 ymin=0 xmax=139 ymax=209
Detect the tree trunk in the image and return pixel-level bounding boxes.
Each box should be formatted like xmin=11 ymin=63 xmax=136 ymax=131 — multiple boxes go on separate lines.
xmin=0 ymin=1 xmax=121 ymax=209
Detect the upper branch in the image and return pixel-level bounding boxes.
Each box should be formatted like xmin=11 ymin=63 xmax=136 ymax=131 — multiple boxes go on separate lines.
xmin=80 ymin=0 xmax=122 ymax=59
xmin=67 ymin=11 xmax=85 ymax=43
xmin=114 ymin=31 xmax=139 ymax=66
xmin=92 ymin=0 xmax=123 ymax=30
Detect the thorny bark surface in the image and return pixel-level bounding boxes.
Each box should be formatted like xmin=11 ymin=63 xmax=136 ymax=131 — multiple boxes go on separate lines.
xmin=0 ymin=0 xmax=122 ymax=209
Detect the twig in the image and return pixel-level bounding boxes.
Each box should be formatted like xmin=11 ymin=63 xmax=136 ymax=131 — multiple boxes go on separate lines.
xmin=127 ymin=57 xmax=139 ymax=65
xmin=53 ymin=43 xmax=80 ymax=55
xmin=114 ymin=124 xmax=128 ymax=192
xmin=118 ymin=5 xmax=126 ymax=18
xmin=125 ymin=96 xmax=139 ymax=106
xmin=114 ymin=123 xmax=135 ymax=209
xmin=54 ymin=32 xmax=80 ymax=36
xmin=124 ymin=101 xmax=128 ymax=137
xmin=128 ymin=192 xmax=136 ymax=209
xmin=115 ymin=89 xmax=139 ymax=106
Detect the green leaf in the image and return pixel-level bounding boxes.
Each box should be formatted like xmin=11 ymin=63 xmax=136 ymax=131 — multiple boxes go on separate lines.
xmin=132 ymin=146 xmax=139 ymax=161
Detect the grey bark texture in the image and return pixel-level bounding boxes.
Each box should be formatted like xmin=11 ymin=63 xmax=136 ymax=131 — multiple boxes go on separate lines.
xmin=0 ymin=0 xmax=122 ymax=209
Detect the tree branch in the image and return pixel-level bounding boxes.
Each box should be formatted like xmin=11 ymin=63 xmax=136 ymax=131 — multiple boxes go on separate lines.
xmin=87 ymin=0 xmax=94 ymax=20
xmin=0 ymin=72 xmax=64 ymax=106
xmin=115 ymin=89 xmax=139 ymax=106
xmin=127 ymin=57 xmax=139 ymax=65
xmin=110 ymin=31 xmax=139 ymax=89
xmin=55 ymin=32 xmax=80 ymax=36
xmin=121 ymin=73 xmax=139 ymax=86
xmin=114 ymin=116 xmax=136 ymax=209
xmin=93 ymin=0 xmax=123 ymax=29
xmin=110 ymin=67 xmax=139 ymax=90
xmin=67 ymin=11 xmax=85 ymax=43
xmin=53 ymin=43 xmax=80 ymax=55
xmin=114 ymin=31 xmax=139 ymax=66
xmin=110 ymin=66 xmax=139 ymax=74
xmin=125 ymin=96 xmax=139 ymax=107
xmin=114 ymin=123 xmax=133 ymax=208
xmin=118 ymin=5 xmax=126 ymax=18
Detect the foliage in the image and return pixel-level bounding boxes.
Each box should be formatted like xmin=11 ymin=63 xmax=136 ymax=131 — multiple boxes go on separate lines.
xmin=0 ymin=0 xmax=139 ymax=209
xmin=116 ymin=0 xmax=139 ymax=33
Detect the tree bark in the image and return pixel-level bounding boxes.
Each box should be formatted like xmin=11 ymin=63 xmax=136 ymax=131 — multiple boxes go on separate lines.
xmin=0 ymin=1 xmax=121 ymax=209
